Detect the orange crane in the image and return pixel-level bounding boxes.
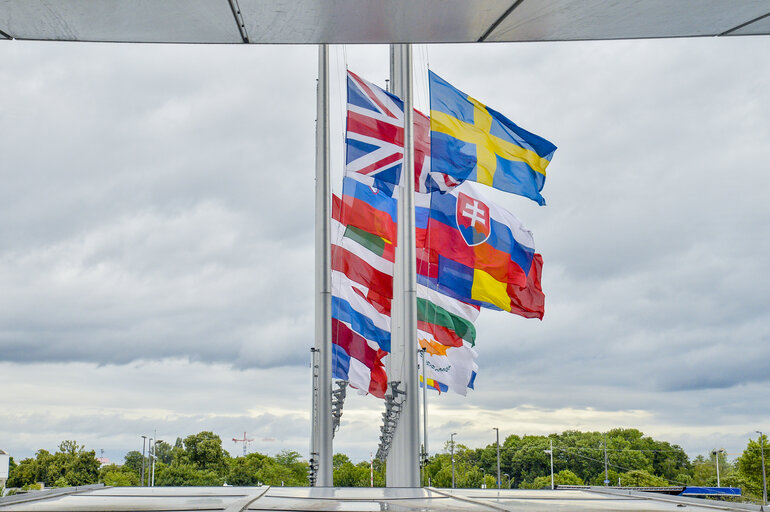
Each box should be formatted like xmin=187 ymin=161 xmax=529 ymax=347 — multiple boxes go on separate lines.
xmin=233 ymin=432 xmax=254 ymax=457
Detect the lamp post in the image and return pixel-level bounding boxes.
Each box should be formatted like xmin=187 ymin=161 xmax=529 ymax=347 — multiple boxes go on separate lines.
xmin=140 ymin=436 xmax=147 ymax=487
xmin=544 ymin=439 xmax=554 ymax=490
xmin=152 ymin=438 xmax=163 ymax=487
xmin=504 ymin=473 xmax=511 ymax=489
xmin=712 ymin=448 xmax=725 ymax=487
xmin=757 ymin=431 xmax=767 ymax=508
xmin=450 ymin=433 xmax=457 ymax=489
xmin=147 ymin=437 xmax=153 ymax=486
xmin=493 ymin=427 xmax=501 ymax=489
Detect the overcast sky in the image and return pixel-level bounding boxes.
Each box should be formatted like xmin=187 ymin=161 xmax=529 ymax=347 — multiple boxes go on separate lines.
xmin=1 ymin=35 xmax=768 ymax=468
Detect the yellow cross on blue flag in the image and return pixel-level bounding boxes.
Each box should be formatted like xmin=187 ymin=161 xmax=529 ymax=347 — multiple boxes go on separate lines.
xmin=429 ymin=70 xmax=557 ymax=205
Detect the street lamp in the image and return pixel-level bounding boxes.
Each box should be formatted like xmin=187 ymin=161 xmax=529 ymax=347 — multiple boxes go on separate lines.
xmin=711 ymin=449 xmax=726 ymax=487
xmin=140 ymin=436 xmax=147 ymax=487
xmin=504 ymin=473 xmax=512 ymax=489
xmin=757 ymin=431 xmax=767 ymax=508
xmin=147 ymin=437 xmax=153 ymax=486
xmin=450 ymin=433 xmax=457 ymax=489
xmin=151 ymin=438 xmax=163 ymax=487
xmin=493 ymin=427 xmax=501 ymax=489
xmin=544 ymin=439 xmax=554 ymax=490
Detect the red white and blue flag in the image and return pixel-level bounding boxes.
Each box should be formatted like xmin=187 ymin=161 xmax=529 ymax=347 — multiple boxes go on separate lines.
xmin=346 ymin=71 xmax=405 ymax=187
xmin=346 ymin=70 xmax=460 ymax=193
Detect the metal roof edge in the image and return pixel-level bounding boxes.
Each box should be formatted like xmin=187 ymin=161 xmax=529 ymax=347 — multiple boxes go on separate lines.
xmin=0 ymin=484 xmax=106 ymax=508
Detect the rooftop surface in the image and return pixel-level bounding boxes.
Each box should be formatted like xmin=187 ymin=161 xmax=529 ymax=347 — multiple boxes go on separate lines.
xmin=0 ymin=485 xmax=761 ymax=511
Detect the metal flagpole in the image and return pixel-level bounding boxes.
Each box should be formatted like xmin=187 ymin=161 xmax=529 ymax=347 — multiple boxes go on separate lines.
xmin=309 ymin=347 xmax=319 ymax=485
xmin=422 ymin=348 xmax=428 ymax=478
xmin=314 ymin=43 xmax=333 ymax=487
xmin=386 ymin=43 xmax=420 ymax=488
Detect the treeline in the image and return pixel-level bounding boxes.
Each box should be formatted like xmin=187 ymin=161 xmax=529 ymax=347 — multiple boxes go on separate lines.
xmin=5 ymin=429 xmax=769 ymax=503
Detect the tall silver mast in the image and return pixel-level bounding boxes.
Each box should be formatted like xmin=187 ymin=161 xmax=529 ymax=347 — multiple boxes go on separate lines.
xmin=386 ymin=43 xmax=420 ymax=488
xmin=314 ymin=43 xmax=333 ymax=487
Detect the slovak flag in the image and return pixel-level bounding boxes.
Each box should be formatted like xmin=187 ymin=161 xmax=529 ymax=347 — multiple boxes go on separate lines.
xmin=455 ymin=191 xmax=491 ymax=246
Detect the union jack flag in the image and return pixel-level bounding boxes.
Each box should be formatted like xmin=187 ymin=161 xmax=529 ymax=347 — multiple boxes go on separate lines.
xmin=346 ymin=71 xmax=404 ymax=187
xmin=346 ymin=70 xmax=460 ymax=193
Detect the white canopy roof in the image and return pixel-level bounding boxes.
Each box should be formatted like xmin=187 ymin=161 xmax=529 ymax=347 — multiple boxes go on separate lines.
xmin=1 ymin=0 xmax=769 ymax=44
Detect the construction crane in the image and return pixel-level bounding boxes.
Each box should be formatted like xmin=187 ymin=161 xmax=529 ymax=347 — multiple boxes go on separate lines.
xmin=232 ymin=432 xmax=254 ymax=457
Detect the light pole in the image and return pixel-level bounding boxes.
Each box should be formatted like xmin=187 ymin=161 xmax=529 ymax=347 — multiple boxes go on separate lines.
xmin=712 ymin=448 xmax=725 ymax=487
xmin=603 ymin=433 xmax=609 ymax=486
xmin=504 ymin=473 xmax=511 ymax=489
xmin=140 ymin=436 xmax=147 ymax=487
xmin=757 ymin=431 xmax=767 ymax=508
xmin=480 ymin=468 xmax=485 ymax=488
xmin=450 ymin=433 xmax=457 ymax=489
xmin=544 ymin=439 xmax=554 ymax=490
xmin=151 ymin=437 xmax=162 ymax=487
xmin=493 ymin=427 xmax=501 ymax=489
xmin=147 ymin=437 xmax=153 ymax=487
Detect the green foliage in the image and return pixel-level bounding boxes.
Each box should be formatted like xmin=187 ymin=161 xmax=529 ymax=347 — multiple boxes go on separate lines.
xmin=331 ymin=453 xmax=382 ymax=487
xmin=490 ymin=429 xmax=689 ymax=488
xmin=6 ymin=441 xmax=100 ymax=489
xmin=227 ymin=453 xmax=271 ymax=486
xmin=615 ymin=469 xmax=668 ymax=487
xmin=177 ymin=432 xmax=230 ymax=475
xmin=689 ymin=451 xmax=734 ymax=487
xmin=520 ymin=469 xmax=584 ymax=489
xmin=424 ymin=444 xmax=487 ymax=488
xmin=123 ymin=451 xmax=144 ymax=476
xmin=154 ymin=441 xmax=173 ymax=465
xmin=155 ymin=462 xmax=224 ymax=486
xmin=736 ymin=435 xmax=768 ymax=501
xmin=99 ymin=464 xmax=139 ymax=487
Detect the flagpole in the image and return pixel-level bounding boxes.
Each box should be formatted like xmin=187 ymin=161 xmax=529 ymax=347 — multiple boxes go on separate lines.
xmin=386 ymin=42 xmax=420 ymax=488
xmin=422 ymin=348 xmax=428 ymax=474
xmin=314 ymin=43 xmax=333 ymax=487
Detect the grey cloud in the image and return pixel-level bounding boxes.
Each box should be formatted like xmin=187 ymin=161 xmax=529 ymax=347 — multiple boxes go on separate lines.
xmin=1 ymin=37 xmax=769 ymax=467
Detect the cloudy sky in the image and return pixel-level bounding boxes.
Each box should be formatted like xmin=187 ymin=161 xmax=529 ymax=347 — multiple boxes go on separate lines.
xmin=1 ymin=35 xmax=768 ymax=468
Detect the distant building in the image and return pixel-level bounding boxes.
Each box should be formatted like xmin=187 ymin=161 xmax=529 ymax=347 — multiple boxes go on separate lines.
xmin=96 ymin=457 xmax=111 ymax=467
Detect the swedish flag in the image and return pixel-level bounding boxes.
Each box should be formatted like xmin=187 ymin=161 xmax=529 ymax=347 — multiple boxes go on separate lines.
xmin=429 ymin=71 xmax=557 ymax=205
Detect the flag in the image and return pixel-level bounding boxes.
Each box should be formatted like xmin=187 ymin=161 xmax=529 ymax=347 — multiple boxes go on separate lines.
xmin=414 ymin=109 xmax=462 ymax=194
xmin=331 ymin=179 xmax=397 ymax=398
xmin=417 ymin=335 xmax=478 ymax=396
xmin=420 ymin=370 xmax=477 ymax=394
xmin=416 ymin=181 xmax=536 ymax=289
xmin=429 ymin=70 xmax=556 ymax=205
xmin=338 ymin=175 xmax=398 ymax=243
xmin=347 ymin=70 xmax=457 ymax=193
xmin=415 ymin=183 xmax=545 ymax=318
xmin=346 ymin=71 xmax=404 ymax=186
xmin=417 ymin=284 xmax=479 ymax=347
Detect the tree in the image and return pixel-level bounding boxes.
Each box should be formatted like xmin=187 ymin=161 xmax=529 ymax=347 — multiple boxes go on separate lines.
xmin=178 ymin=432 xmax=229 ymax=475
xmin=736 ymin=435 xmax=769 ymax=501
xmin=154 ymin=441 xmax=173 ymax=465
xmin=520 ymin=469 xmax=584 ymax=489
xmin=615 ymin=469 xmax=668 ymax=487
xmin=6 ymin=441 xmax=99 ymax=488
xmin=227 ymin=453 xmax=271 ymax=486
xmin=99 ymin=464 xmax=139 ymax=487
xmin=123 ymin=451 xmax=144 ymax=476
xmin=155 ymin=463 xmax=223 ymax=486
